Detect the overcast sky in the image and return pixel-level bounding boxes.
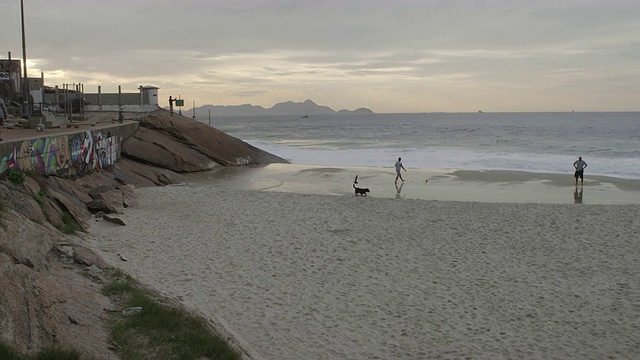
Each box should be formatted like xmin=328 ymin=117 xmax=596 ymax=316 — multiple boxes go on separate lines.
xmin=1 ymin=0 xmax=639 ymax=113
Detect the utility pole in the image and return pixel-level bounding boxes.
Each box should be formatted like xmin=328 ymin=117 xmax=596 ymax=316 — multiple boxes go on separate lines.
xmin=20 ymin=0 xmax=30 ymax=117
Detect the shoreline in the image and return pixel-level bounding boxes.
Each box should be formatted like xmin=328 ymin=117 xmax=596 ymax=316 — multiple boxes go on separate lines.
xmin=186 ymin=163 xmax=640 ymax=205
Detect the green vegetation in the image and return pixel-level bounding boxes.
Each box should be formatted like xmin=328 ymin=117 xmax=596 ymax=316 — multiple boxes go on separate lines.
xmin=5 ymin=168 xmax=25 ymax=185
xmin=102 ymin=268 xmax=241 ymax=360
xmin=0 ymin=342 xmax=82 ymax=360
xmin=33 ymin=190 xmax=47 ymax=205
xmin=60 ymin=212 xmax=81 ymax=234
xmin=0 ymin=268 xmax=241 ymax=360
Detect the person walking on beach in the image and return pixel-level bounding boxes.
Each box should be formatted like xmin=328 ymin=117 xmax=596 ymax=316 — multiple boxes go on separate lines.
xmin=395 ymin=157 xmax=406 ymax=182
xmin=573 ymin=156 xmax=587 ymax=185
xmin=0 ymin=97 xmax=8 ymax=141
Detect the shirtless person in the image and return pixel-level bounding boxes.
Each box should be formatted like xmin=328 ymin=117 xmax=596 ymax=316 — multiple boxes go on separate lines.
xmin=573 ymin=156 xmax=587 ymax=185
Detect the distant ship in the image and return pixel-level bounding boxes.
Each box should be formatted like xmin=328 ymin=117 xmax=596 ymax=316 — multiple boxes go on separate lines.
xmin=301 ymin=115 xmax=309 ymax=118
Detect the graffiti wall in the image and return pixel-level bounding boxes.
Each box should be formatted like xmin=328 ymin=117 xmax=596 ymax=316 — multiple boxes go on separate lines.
xmin=1 ymin=129 xmax=124 ymax=176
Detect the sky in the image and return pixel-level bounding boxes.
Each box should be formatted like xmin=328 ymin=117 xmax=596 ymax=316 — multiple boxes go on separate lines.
xmin=1 ymin=0 xmax=639 ymax=113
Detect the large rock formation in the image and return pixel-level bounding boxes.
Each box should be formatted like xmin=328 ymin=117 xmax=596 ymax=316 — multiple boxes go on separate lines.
xmin=0 ymin=109 xmax=285 ymax=359
xmin=122 ymin=109 xmax=288 ymax=172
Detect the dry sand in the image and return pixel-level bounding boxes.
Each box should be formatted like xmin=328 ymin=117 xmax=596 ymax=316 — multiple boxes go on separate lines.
xmin=87 ymin=165 xmax=640 ymax=359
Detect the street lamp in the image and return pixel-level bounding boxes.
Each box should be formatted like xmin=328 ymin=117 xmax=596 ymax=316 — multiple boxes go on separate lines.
xmin=20 ymin=0 xmax=30 ymax=117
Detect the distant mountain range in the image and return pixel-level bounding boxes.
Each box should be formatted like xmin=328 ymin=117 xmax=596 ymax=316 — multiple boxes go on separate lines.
xmin=187 ymin=99 xmax=374 ymax=117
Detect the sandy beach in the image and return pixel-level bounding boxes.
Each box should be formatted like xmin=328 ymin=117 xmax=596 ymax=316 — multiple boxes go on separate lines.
xmin=87 ymin=165 xmax=640 ymax=359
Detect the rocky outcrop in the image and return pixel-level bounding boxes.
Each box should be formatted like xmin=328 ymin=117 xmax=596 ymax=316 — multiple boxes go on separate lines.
xmin=0 ymin=209 xmax=116 ymax=359
xmin=3 ymin=109 xmax=289 ymax=234
xmin=0 ymin=109 xmax=288 ymax=358
xmin=122 ymin=109 xmax=289 ymax=172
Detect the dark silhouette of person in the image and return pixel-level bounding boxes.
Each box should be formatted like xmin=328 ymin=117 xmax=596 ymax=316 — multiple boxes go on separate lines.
xmin=169 ymin=96 xmax=176 ymax=116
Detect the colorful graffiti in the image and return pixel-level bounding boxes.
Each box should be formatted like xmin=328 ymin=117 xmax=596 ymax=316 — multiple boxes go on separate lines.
xmin=0 ymin=130 xmax=120 ymax=175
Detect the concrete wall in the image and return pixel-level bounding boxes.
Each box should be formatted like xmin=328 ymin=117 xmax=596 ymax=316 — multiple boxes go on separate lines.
xmin=84 ymin=93 xmax=140 ymax=106
xmin=0 ymin=122 xmax=139 ymax=176
xmin=85 ymin=104 xmax=159 ymax=113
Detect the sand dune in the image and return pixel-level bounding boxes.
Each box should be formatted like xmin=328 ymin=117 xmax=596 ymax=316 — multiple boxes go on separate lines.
xmin=87 ymin=178 xmax=640 ymax=359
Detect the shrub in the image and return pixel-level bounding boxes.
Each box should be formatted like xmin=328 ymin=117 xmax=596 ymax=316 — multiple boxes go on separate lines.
xmin=0 ymin=342 xmax=22 ymax=360
xmin=6 ymin=169 xmax=25 ymax=185
xmin=33 ymin=190 xmax=47 ymax=205
xmin=32 ymin=347 xmax=82 ymax=360
xmin=60 ymin=212 xmax=81 ymax=234
xmin=0 ymin=342 xmax=83 ymax=360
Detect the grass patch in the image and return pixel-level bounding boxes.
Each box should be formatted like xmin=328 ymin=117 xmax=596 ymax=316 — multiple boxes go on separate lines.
xmin=60 ymin=212 xmax=81 ymax=234
xmin=0 ymin=342 xmax=20 ymax=360
xmin=0 ymin=342 xmax=83 ymax=360
xmin=102 ymin=268 xmax=241 ymax=360
xmin=33 ymin=190 xmax=47 ymax=205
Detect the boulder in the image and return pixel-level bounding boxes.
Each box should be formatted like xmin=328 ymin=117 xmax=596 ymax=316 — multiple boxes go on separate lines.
xmin=0 ymin=181 xmax=47 ymax=224
xmin=121 ymin=110 xmax=288 ymax=173
xmin=118 ymin=184 xmax=139 ymax=208
xmin=88 ymin=184 xmax=117 ymax=200
xmin=96 ymin=190 xmax=125 ymax=213
xmin=22 ymin=176 xmax=42 ymax=196
xmin=103 ymin=215 xmax=126 ymax=226
xmin=87 ymin=199 xmax=119 ymax=214
xmin=112 ymin=158 xmax=186 ymax=187
xmin=45 ymin=185 xmax=92 ymax=231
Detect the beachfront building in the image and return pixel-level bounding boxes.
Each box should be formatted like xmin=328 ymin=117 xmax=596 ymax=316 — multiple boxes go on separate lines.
xmin=83 ymin=85 xmax=160 ymax=113
xmin=0 ymin=59 xmax=22 ymax=102
xmin=0 ymin=58 xmax=44 ymax=115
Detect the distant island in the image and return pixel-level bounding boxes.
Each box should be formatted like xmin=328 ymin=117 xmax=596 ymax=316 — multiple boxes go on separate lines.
xmin=188 ymin=99 xmax=375 ymax=117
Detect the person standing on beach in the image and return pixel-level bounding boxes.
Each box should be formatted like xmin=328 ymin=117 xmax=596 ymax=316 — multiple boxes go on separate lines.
xmin=573 ymin=156 xmax=587 ymax=185
xmin=0 ymin=97 xmax=8 ymax=141
xmin=395 ymin=157 xmax=406 ymax=182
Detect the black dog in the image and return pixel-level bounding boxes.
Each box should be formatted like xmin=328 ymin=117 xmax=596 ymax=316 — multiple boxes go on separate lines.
xmin=353 ymin=183 xmax=370 ymax=196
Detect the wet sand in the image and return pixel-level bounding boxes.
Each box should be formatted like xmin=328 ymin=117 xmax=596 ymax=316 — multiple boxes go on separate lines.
xmin=186 ymin=163 xmax=640 ymax=205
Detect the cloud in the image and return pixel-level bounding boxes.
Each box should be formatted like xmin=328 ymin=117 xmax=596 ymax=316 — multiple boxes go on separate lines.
xmin=1 ymin=0 xmax=638 ymax=112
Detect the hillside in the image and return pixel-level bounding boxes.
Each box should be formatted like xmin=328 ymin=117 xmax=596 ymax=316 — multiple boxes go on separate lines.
xmin=188 ymin=99 xmax=375 ymax=117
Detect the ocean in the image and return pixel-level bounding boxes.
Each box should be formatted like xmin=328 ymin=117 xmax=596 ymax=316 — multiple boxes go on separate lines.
xmin=197 ymin=112 xmax=640 ymax=179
